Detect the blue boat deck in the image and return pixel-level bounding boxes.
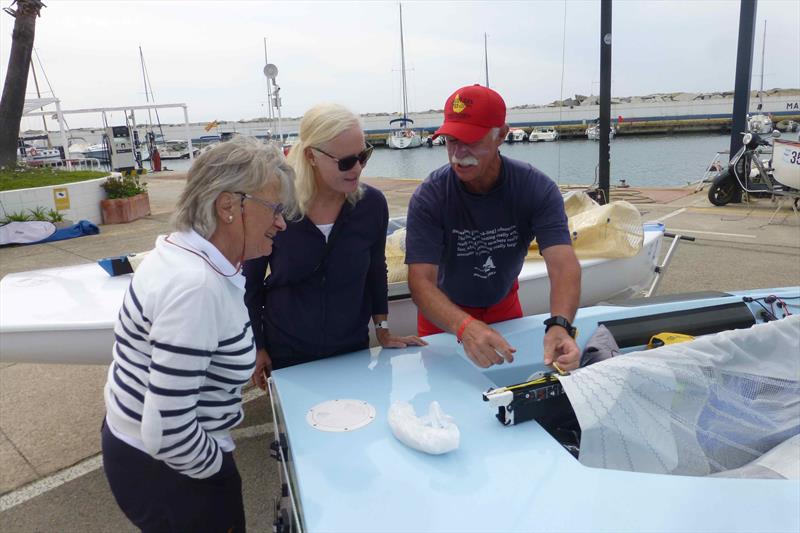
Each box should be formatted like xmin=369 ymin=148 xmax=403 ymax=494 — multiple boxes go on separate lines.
xmin=270 ymin=288 xmax=800 ymax=532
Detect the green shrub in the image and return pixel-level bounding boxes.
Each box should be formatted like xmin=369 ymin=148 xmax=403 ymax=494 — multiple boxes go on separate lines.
xmin=2 ymin=210 xmax=33 ymax=223
xmin=47 ymin=209 xmax=64 ymax=223
xmin=0 ymin=206 xmax=67 ymax=224
xmin=102 ymin=174 xmax=148 ymax=199
xmin=28 ymin=206 xmax=49 ymax=221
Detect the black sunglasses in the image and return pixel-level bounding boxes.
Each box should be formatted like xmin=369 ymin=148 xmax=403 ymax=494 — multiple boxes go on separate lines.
xmin=311 ymin=143 xmax=373 ymax=171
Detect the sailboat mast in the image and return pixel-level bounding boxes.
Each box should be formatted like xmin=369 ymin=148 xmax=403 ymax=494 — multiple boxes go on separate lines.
xmin=139 ymin=46 xmax=154 ymax=128
xmin=759 ymin=20 xmax=766 ymax=99
xmin=399 ymin=3 xmax=409 ymax=123
xmin=484 ymin=33 xmax=489 ymax=88
xmin=29 ymin=59 xmax=51 ymax=147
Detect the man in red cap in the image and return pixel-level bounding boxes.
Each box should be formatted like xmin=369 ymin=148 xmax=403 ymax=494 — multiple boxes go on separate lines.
xmin=405 ymin=84 xmax=581 ymax=371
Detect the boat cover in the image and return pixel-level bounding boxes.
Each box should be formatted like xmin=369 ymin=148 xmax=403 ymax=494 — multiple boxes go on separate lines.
xmin=561 ymin=316 xmax=800 ymax=477
xmin=0 ymin=220 xmax=99 ymax=246
xmin=528 ymin=199 xmax=644 ymax=259
xmin=0 ymin=221 xmax=56 ymax=245
xmin=37 ymin=220 xmax=99 ymax=243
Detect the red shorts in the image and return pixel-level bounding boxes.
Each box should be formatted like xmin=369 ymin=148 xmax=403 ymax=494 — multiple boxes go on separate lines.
xmin=417 ymin=280 xmax=523 ymax=336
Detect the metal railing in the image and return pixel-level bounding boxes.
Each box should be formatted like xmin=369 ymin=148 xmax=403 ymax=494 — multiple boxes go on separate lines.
xmin=48 ymin=158 xmax=103 ymax=171
xmin=693 ymin=150 xmax=729 ymax=192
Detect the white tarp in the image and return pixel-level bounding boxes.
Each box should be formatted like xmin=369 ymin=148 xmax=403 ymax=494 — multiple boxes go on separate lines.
xmin=560 ymin=316 xmax=800 ymax=478
xmin=0 ymin=221 xmax=56 ymax=245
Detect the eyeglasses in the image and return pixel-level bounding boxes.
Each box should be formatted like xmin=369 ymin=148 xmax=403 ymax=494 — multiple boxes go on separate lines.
xmin=311 ymin=143 xmax=373 ymax=171
xmin=236 ymin=192 xmax=284 ymax=220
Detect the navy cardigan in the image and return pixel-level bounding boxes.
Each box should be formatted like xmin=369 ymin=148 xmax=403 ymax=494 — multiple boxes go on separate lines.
xmin=243 ymin=184 xmax=389 ymax=365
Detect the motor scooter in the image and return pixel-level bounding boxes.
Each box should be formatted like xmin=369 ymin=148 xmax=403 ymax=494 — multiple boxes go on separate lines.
xmin=708 ymin=130 xmax=800 ymax=209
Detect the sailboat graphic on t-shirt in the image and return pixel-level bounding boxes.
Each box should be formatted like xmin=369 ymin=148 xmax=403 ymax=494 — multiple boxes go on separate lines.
xmin=474 ymin=256 xmax=496 ymax=278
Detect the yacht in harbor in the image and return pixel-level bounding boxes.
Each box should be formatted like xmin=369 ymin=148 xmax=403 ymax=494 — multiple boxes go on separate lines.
xmin=387 ymin=4 xmax=423 ymax=150
xmin=586 ymin=122 xmax=617 ymax=141
xmin=425 ymin=135 xmax=445 ymax=147
xmin=388 ymin=126 xmax=423 ymax=149
xmin=528 ymin=127 xmax=559 ymax=142
xmin=158 ymin=140 xmax=199 ymax=159
xmin=17 ymin=138 xmax=62 ymax=165
xmin=505 ymin=128 xmax=528 ymax=143
xmin=81 ymin=143 xmax=109 ymax=162
xmin=747 ymin=113 xmax=774 ymax=133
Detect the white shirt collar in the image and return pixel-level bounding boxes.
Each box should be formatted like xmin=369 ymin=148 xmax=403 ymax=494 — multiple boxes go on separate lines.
xmin=166 ymin=229 xmax=246 ymax=290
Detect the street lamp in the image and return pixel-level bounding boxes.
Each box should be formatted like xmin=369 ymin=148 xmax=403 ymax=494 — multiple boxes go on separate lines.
xmin=263 ymin=63 xmax=282 ymax=143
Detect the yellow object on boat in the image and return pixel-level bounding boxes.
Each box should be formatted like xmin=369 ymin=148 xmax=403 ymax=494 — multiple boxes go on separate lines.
xmin=385 ymin=229 xmax=408 ymax=284
xmin=528 ymin=197 xmax=644 ymax=260
xmin=647 ymin=332 xmax=695 ymax=349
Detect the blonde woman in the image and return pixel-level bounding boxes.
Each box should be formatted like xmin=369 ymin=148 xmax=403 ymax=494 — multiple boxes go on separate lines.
xmin=244 ymin=103 xmax=425 ymax=386
xmin=102 ymin=136 xmax=294 ymax=532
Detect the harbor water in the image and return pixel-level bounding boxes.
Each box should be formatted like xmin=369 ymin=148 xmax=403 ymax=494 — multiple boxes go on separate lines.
xmin=157 ymin=132 xmax=736 ymax=187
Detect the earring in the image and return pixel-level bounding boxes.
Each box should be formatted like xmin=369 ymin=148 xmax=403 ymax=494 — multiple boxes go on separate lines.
xmin=227 ymin=215 xmax=234 ymax=223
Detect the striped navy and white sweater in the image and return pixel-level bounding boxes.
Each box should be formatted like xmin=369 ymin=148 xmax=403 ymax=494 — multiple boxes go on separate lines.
xmin=104 ymin=230 xmax=255 ymax=479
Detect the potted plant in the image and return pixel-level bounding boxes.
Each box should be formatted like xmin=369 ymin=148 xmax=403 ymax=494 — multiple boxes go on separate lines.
xmin=100 ymin=173 xmax=151 ymax=224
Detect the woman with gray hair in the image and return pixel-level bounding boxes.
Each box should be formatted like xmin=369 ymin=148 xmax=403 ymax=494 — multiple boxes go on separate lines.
xmin=244 ymin=103 xmax=425 ymax=386
xmin=101 ymin=136 xmax=294 ymax=532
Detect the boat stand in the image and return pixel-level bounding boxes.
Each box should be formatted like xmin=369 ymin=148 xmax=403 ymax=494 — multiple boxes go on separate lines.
xmin=645 ymin=232 xmax=695 ymax=297
xmin=767 ymin=196 xmax=800 ymax=225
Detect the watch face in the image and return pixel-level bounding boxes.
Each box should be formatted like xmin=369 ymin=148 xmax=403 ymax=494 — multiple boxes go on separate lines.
xmin=544 ymin=316 xmax=575 ymax=337
xmin=544 ymin=317 xmax=564 ymax=327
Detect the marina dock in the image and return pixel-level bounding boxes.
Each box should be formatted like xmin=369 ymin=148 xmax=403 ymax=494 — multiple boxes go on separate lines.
xmin=0 ymin=173 xmax=797 ymax=531
xmin=364 ymin=117 xmax=780 ymax=145
xmin=57 ymin=91 xmax=800 ymax=148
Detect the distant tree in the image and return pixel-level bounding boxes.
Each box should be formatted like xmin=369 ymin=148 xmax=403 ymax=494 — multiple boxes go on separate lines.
xmin=0 ymin=0 xmax=46 ymax=169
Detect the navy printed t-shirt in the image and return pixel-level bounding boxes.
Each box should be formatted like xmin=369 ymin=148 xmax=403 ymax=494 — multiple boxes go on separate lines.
xmin=405 ymin=154 xmax=571 ymax=308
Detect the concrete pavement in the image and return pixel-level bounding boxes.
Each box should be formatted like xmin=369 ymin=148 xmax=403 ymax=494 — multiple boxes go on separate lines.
xmin=0 ymin=173 xmax=798 ymax=531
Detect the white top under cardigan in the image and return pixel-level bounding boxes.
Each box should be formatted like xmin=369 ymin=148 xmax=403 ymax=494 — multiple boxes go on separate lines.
xmin=104 ymin=230 xmax=255 ymax=479
xmin=316 ymin=222 xmax=334 ymax=241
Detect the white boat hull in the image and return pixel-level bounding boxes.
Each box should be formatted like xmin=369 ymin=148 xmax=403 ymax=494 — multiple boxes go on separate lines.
xmin=158 ymin=140 xmax=199 ymax=159
xmin=528 ymin=129 xmax=558 ymax=142
xmin=387 ymin=132 xmax=423 ymax=149
xmin=748 ymin=114 xmax=773 ymax=134
xmin=587 ymin=125 xmax=616 ymax=141
xmin=504 ymin=129 xmax=527 ymax=143
xmin=0 ymin=227 xmax=662 ymax=365
xmin=773 ymin=139 xmax=800 ymax=190
xmin=19 ymin=147 xmax=62 ymax=165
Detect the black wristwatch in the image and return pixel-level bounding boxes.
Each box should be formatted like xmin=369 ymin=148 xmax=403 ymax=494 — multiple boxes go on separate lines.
xmin=543 ymin=315 xmax=577 ymax=338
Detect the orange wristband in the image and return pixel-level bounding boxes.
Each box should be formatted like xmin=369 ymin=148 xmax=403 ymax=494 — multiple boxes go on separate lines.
xmin=456 ymin=316 xmax=475 ymax=343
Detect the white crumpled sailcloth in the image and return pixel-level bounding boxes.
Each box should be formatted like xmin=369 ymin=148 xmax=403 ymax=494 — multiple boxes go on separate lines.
xmin=560 ymin=315 xmax=800 ymax=478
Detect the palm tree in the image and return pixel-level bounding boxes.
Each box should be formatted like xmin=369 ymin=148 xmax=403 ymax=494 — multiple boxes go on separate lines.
xmin=0 ymin=0 xmax=46 ymax=169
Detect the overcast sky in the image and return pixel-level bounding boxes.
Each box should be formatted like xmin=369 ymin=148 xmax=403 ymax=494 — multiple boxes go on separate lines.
xmin=2 ymin=0 xmax=799 ymax=129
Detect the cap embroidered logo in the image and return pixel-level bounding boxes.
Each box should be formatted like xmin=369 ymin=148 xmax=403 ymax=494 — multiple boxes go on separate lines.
xmin=452 ymin=94 xmax=467 ymax=113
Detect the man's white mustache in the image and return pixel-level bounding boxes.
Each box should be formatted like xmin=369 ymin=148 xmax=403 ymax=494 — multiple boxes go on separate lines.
xmin=451 ymin=155 xmax=479 ymax=167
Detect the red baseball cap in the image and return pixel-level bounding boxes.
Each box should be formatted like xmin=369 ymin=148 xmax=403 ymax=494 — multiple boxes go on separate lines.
xmin=433 ymin=84 xmax=506 ymax=143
